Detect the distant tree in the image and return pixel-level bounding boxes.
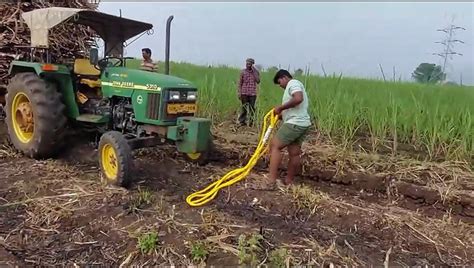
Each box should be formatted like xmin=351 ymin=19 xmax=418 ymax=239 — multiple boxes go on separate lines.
xmin=412 ymin=63 xmax=446 ymax=84
xmin=294 ymin=68 xmax=304 ymax=76
xmin=267 ymin=66 xmax=278 ymax=73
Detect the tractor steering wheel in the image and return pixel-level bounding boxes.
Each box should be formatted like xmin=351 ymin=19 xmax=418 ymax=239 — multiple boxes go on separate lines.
xmin=96 ymin=56 xmax=124 ymax=70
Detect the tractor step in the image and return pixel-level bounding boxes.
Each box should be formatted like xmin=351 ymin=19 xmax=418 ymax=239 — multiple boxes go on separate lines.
xmin=75 ymin=114 xmax=109 ymax=123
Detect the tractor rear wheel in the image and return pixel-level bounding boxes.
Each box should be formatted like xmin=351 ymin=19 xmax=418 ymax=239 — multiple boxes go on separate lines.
xmin=5 ymin=73 xmax=66 ymax=158
xmin=98 ymin=131 xmax=132 ymax=187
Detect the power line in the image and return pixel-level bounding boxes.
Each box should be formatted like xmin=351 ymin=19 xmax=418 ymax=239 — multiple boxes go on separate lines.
xmin=433 ymin=23 xmax=466 ymax=75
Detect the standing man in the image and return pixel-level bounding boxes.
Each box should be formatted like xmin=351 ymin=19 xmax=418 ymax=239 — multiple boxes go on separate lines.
xmin=140 ymin=48 xmax=158 ymax=72
xmin=237 ymin=58 xmax=260 ymax=126
xmin=266 ymin=69 xmax=311 ymax=188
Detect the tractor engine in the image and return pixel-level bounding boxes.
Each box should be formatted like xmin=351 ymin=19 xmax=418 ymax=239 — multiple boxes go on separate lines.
xmin=80 ymin=98 xmax=111 ymax=116
xmin=112 ymin=98 xmax=137 ymax=134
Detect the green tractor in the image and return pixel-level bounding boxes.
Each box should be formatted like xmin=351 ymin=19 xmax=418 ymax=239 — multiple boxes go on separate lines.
xmin=5 ymin=7 xmax=213 ymax=187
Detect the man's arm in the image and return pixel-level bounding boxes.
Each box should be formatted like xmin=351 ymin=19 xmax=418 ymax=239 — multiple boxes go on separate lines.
xmin=252 ymin=67 xmax=260 ymax=84
xmin=274 ymin=90 xmax=304 ymax=115
xmin=238 ymin=71 xmax=244 ymax=94
xmin=281 ymin=91 xmax=303 ymax=110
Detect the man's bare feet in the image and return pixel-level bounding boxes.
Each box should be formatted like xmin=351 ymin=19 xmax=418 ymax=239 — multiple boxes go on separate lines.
xmin=255 ymin=174 xmax=287 ymax=190
xmin=276 ymin=180 xmax=289 ymax=190
xmin=257 ymin=180 xmax=277 ymax=190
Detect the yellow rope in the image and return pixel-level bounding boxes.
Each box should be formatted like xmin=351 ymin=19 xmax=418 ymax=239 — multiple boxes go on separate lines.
xmin=186 ymin=109 xmax=280 ymax=207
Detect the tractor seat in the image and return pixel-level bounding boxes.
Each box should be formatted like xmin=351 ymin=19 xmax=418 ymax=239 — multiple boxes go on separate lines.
xmin=80 ymin=78 xmax=101 ymax=88
xmin=74 ymin=59 xmax=100 ymax=76
xmin=73 ymin=59 xmax=101 ymax=88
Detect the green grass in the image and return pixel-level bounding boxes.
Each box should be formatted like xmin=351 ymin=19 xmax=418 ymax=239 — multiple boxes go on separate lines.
xmin=190 ymin=241 xmax=210 ymax=264
xmin=128 ymin=187 xmax=154 ymax=213
xmin=269 ymin=248 xmax=290 ymax=268
xmin=237 ymin=233 xmax=264 ymax=265
xmin=137 ymin=231 xmax=159 ymax=255
xmin=126 ymin=59 xmax=474 ymax=162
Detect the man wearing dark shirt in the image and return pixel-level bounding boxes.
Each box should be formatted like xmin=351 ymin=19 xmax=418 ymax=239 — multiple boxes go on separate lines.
xmin=237 ymin=58 xmax=260 ymax=126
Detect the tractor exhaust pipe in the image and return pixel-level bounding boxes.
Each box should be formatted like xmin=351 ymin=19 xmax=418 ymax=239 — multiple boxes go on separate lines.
xmin=165 ymin=15 xmax=174 ymax=75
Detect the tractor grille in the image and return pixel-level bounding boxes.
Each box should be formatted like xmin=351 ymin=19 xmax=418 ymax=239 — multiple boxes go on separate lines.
xmin=146 ymin=93 xmax=161 ymax=120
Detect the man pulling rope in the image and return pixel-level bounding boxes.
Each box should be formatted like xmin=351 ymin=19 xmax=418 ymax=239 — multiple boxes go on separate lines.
xmin=263 ymin=69 xmax=312 ymax=189
xmin=186 ymin=69 xmax=312 ymax=206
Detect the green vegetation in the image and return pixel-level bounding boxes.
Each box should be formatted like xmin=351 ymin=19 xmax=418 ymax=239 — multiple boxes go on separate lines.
xmin=237 ymin=233 xmax=264 ymax=265
xmin=137 ymin=187 xmax=153 ymax=204
xmin=269 ymin=248 xmax=290 ymax=268
xmin=126 ymin=59 xmax=474 ymax=162
xmin=129 ymin=187 xmax=154 ymax=212
xmin=190 ymin=241 xmax=210 ymax=263
xmin=137 ymin=231 xmax=159 ymax=255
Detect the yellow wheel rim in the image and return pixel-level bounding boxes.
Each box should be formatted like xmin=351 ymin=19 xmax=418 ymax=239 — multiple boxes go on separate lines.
xmin=101 ymin=144 xmax=118 ymax=181
xmin=187 ymin=153 xmax=201 ymax=160
xmin=11 ymin=92 xmax=34 ymax=143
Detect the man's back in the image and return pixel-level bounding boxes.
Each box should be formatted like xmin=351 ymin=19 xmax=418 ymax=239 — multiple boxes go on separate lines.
xmin=281 ymin=79 xmax=311 ymax=127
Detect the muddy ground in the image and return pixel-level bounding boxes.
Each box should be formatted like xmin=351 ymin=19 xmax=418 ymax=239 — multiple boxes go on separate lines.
xmin=0 ymin=121 xmax=473 ymax=266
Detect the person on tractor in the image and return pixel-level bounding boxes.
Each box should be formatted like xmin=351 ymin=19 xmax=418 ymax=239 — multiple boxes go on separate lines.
xmin=140 ymin=48 xmax=157 ymax=72
xmin=265 ymin=69 xmax=312 ymax=189
xmin=5 ymin=8 xmax=213 ymax=187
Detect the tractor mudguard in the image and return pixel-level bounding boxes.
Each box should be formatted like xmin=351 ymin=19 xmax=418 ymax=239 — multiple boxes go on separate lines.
xmin=9 ymin=61 xmax=80 ymax=119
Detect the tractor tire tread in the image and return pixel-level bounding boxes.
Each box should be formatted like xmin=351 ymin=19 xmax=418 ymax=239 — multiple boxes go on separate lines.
xmin=98 ymin=131 xmax=132 ymax=187
xmin=5 ymin=72 xmax=67 ymax=159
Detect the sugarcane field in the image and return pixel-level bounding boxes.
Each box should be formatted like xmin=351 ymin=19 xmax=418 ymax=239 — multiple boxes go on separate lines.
xmin=0 ymin=0 xmax=473 ymax=266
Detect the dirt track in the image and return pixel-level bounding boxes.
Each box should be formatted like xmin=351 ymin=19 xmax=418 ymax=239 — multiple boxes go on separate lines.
xmin=1 ymin=121 xmax=473 ymax=266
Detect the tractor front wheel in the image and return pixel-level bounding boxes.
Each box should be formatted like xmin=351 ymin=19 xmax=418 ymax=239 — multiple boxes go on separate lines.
xmin=98 ymin=131 xmax=132 ymax=187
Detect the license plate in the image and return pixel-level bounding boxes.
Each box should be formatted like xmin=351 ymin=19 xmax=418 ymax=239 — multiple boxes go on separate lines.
xmin=167 ymin=103 xmax=196 ymax=114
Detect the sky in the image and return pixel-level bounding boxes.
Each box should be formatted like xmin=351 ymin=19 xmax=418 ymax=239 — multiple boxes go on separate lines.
xmin=99 ymin=2 xmax=474 ymax=85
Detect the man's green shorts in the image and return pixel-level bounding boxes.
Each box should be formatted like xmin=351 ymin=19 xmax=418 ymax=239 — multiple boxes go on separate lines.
xmin=275 ymin=123 xmax=310 ymax=146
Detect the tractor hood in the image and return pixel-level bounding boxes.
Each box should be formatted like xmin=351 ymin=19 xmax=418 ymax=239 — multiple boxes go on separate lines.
xmin=106 ymin=67 xmax=196 ymax=89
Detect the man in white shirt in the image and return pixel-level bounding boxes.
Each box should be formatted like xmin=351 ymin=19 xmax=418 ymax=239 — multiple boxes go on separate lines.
xmin=267 ymin=69 xmax=311 ymax=188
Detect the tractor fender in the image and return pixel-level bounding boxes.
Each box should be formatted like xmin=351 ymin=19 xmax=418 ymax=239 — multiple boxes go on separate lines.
xmin=8 ymin=61 xmax=80 ymax=119
xmin=9 ymin=64 xmax=37 ymax=77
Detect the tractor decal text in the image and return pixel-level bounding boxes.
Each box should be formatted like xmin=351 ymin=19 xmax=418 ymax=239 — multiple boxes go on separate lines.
xmin=101 ymin=81 xmax=161 ymax=92
xmin=111 ymin=73 xmax=129 ymax=78
xmin=112 ymin=81 xmax=134 ymax=88
xmin=146 ymin=84 xmax=161 ymax=91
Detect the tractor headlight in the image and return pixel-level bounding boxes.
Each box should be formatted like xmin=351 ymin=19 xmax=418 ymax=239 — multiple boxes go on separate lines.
xmin=187 ymin=91 xmax=197 ymax=101
xmin=169 ymin=91 xmax=180 ymax=100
